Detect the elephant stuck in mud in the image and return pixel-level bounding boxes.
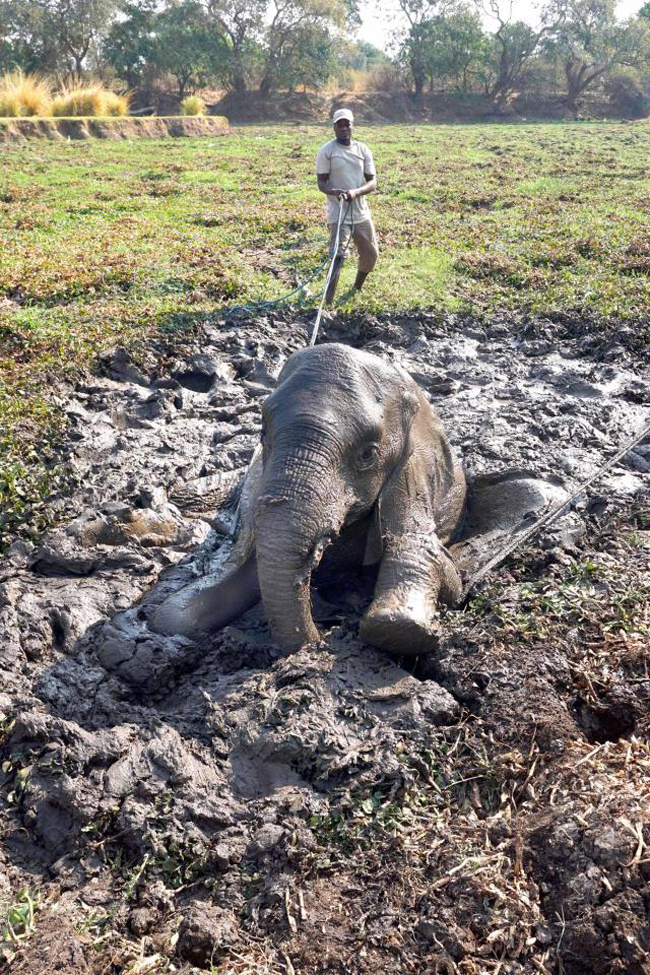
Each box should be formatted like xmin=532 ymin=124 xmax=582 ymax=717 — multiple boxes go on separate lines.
xmin=151 ymin=343 xmax=467 ymax=656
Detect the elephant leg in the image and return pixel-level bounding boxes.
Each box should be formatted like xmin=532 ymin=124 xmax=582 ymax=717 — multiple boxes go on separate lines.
xmin=359 ymin=532 xmax=462 ymax=656
xmin=149 ymin=553 xmax=260 ymax=642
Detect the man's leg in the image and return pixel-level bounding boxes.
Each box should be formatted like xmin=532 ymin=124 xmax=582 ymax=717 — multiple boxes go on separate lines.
xmin=325 ymin=222 xmax=352 ymax=305
xmin=352 ymin=219 xmax=379 ymax=292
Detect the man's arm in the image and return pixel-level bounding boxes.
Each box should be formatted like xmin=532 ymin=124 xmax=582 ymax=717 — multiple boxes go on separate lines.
xmin=317 ymin=172 xmax=377 ymax=201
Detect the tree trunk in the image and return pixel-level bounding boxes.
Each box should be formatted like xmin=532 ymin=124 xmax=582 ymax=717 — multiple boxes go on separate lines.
xmin=259 ymin=73 xmax=273 ymax=95
xmin=229 ymin=48 xmax=247 ymax=92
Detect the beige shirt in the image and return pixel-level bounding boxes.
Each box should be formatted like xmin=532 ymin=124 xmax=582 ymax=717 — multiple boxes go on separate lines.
xmin=315 ymin=139 xmax=375 ymax=225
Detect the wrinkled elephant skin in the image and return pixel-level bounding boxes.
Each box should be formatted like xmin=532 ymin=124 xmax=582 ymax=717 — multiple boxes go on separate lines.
xmin=151 ymin=343 xmax=466 ymax=656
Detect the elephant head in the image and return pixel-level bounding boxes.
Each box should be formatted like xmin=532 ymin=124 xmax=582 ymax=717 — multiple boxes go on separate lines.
xmin=151 ymin=343 xmax=466 ymax=656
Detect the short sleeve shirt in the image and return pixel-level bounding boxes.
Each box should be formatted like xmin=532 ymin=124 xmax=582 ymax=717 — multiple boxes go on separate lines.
xmin=315 ymin=139 xmax=375 ymax=225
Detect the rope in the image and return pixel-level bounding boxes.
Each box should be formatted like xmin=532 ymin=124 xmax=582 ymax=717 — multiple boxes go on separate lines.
xmin=310 ymin=196 xmax=351 ymax=346
xmin=461 ymin=417 xmax=650 ymax=601
xmin=224 ymin=197 xmax=352 ymax=324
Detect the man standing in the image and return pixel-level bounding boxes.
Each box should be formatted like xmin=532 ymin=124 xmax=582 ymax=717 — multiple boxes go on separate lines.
xmin=316 ymin=109 xmax=378 ymax=306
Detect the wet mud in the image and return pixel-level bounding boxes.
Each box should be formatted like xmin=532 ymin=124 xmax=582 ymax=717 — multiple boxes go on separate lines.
xmin=1 ymin=310 xmax=649 ymax=973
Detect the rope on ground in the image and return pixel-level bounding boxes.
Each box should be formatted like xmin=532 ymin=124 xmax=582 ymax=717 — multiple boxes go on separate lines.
xmin=461 ymin=417 xmax=650 ymax=601
xmin=223 ymin=198 xmax=352 ymax=325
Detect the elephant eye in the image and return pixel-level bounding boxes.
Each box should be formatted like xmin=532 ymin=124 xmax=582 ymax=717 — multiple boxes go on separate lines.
xmin=358 ymin=443 xmax=379 ymax=469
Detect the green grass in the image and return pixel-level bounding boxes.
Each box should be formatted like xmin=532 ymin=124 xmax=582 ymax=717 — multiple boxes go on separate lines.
xmin=1 ymin=121 xmax=650 ymax=544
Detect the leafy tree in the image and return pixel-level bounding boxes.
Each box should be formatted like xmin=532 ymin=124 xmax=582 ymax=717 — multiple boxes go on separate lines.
xmin=412 ymin=4 xmax=488 ymax=92
xmin=542 ymin=0 xmax=650 ymax=110
xmin=475 ymin=0 xmax=563 ymax=104
xmin=0 ymin=2 xmax=20 ymax=72
xmin=273 ymin=22 xmax=337 ymax=91
xmin=153 ymin=0 xmax=230 ymax=98
xmin=102 ymin=0 xmax=157 ymax=89
xmin=203 ymin=0 xmax=266 ymax=91
xmin=639 ymin=2 xmax=650 ymax=18
xmin=337 ymin=39 xmax=390 ymax=71
xmin=259 ymin=0 xmax=347 ymax=94
xmin=0 ymin=0 xmax=117 ymax=78
xmin=393 ymin=0 xmax=448 ymax=95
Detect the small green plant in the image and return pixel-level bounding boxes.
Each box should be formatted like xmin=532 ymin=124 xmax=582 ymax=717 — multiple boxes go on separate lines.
xmin=0 ymin=889 xmax=38 ymax=962
xmin=180 ymin=95 xmax=205 ymax=116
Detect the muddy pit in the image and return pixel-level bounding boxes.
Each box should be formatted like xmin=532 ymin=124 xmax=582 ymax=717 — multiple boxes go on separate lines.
xmin=1 ymin=311 xmax=649 ymax=974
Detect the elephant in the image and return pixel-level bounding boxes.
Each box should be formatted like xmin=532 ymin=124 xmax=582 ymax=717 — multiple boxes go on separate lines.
xmin=151 ymin=343 xmax=467 ymax=656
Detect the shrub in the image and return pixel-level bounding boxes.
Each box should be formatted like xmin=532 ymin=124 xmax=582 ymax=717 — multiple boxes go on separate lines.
xmin=367 ymin=62 xmax=406 ymax=92
xmin=0 ymin=71 xmax=52 ymax=117
xmin=52 ymin=86 xmax=129 ymax=118
xmin=0 ymin=91 xmax=21 ymax=117
xmin=103 ymin=91 xmax=130 ymax=116
xmin=180 ymin=95 xmax=205 ymax=116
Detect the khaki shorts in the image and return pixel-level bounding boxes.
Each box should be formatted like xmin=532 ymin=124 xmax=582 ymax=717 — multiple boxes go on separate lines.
xmin=328 ymin=218 xmax=378 ymax=274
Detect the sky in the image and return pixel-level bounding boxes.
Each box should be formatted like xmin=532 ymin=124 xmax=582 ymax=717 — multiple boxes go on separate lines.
xmin=357 ymin=0 xmax=647 ymax=52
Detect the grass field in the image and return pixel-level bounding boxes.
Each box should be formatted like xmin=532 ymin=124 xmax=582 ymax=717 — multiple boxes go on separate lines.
xmin=2 ymin=120 xmax=650 ymax=542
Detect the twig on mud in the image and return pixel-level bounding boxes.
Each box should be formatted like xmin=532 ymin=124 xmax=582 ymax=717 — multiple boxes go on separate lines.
xmin=281 ymin=950 xmax=296 ymax=975
xmin=554 ymin=906 xmax=567 ymax=975
xmin=619 ymin=817 xmax=647 ymax=867
xmin=297 ymin=891 xmax=306 ymax=923
xmin=531 ymin=958 xmax=552 ymax=974
xmin=572 ymin=742 xmax=608 ymax=769
xmin=430 ymin=853 xmax=500 ymax=889
xmin=284 ymin=889 xmax=297 ymax=935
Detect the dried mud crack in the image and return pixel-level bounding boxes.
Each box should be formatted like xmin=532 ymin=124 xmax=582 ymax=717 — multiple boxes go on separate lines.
xmin=1 ymin=310 xmax=649 ymax=974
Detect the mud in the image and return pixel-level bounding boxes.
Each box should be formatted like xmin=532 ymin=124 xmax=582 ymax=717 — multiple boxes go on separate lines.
xmin=1 ymin=310 xmax=649 ymax=973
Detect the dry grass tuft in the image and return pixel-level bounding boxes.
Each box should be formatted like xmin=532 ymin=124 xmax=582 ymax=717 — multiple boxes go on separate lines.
xmin=52 ymin=85 xmax=128 ymax=118
xmin=103 ymin=90 xmax=130 ymax=116
xmin=180 ymin=94 xmax=205 ymax=116
xmin=0 ymin=71 xmax=52 ymax=117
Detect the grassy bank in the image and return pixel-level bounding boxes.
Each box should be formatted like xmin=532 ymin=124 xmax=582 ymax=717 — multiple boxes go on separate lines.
xmin=1 ymin=121 xmax=650 ymax=543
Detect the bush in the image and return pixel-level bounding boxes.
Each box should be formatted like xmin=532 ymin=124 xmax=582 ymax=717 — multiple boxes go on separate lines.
xmin=180 ymin=95 xmax=205 ymax=116
xmin=604 ymin=67 xmax=650 ymax=118
xmin=0 ymin=71 xmax=52 ymax=117
xmin=0 ymin=91 xmax=21 ymax=117
xmin=367 ymin=62 xmax=407 ymax=92
xmin=52 ymin=86 xmax=129 ymax=117
xmin=103 ymin=91 xmax=130 ymax=116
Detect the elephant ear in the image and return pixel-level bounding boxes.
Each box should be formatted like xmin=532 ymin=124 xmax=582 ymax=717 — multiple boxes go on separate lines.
xmin=375 ymin=384 xmax=465 ymax=548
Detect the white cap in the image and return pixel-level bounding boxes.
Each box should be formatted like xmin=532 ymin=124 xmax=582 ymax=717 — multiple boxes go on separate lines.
xmin=332 ymin=108 xmax=354 ymax=124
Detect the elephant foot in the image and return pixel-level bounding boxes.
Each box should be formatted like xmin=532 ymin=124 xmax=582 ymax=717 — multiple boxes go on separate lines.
xmin=359 ymin=587 xmax=441 ymax=657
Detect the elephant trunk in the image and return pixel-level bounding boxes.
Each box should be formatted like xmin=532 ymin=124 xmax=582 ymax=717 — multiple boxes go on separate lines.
xmin=254 ymin=451 xmax=346 ymax=652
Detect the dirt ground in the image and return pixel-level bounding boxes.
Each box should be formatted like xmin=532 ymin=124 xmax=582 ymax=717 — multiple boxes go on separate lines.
xmin=1 ymin=309 xmax=649 ymax=974
xmin=210 ymin=90 xmax=643 ymax=124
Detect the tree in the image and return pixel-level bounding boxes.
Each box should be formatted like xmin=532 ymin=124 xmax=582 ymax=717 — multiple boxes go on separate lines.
xmin=203 ymin=0 xmax=266 ymax=91
xmin=102 ymin=0 xmax=157 ymax=89
xmin=639 ymin=2 xmax=650 ymax=18
xmin=274 ymin=22 xmax=337 ymax=91
xmin=0 ymin=0 xmax=117 ymax=78
xmin=410 ymin=4 xmax=488 ymax=92
xmin=542 ymin=0 xmax=650 ymax=110
xmin=474 ymin=0 xmax=564 ymax=104
xmin=393 ymin=0 xmax=450 ymax=95
xmin=153 ymin=0 xmax=229 ymax=98
xmin=259 ymin=0 xmax=347 ymax=94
